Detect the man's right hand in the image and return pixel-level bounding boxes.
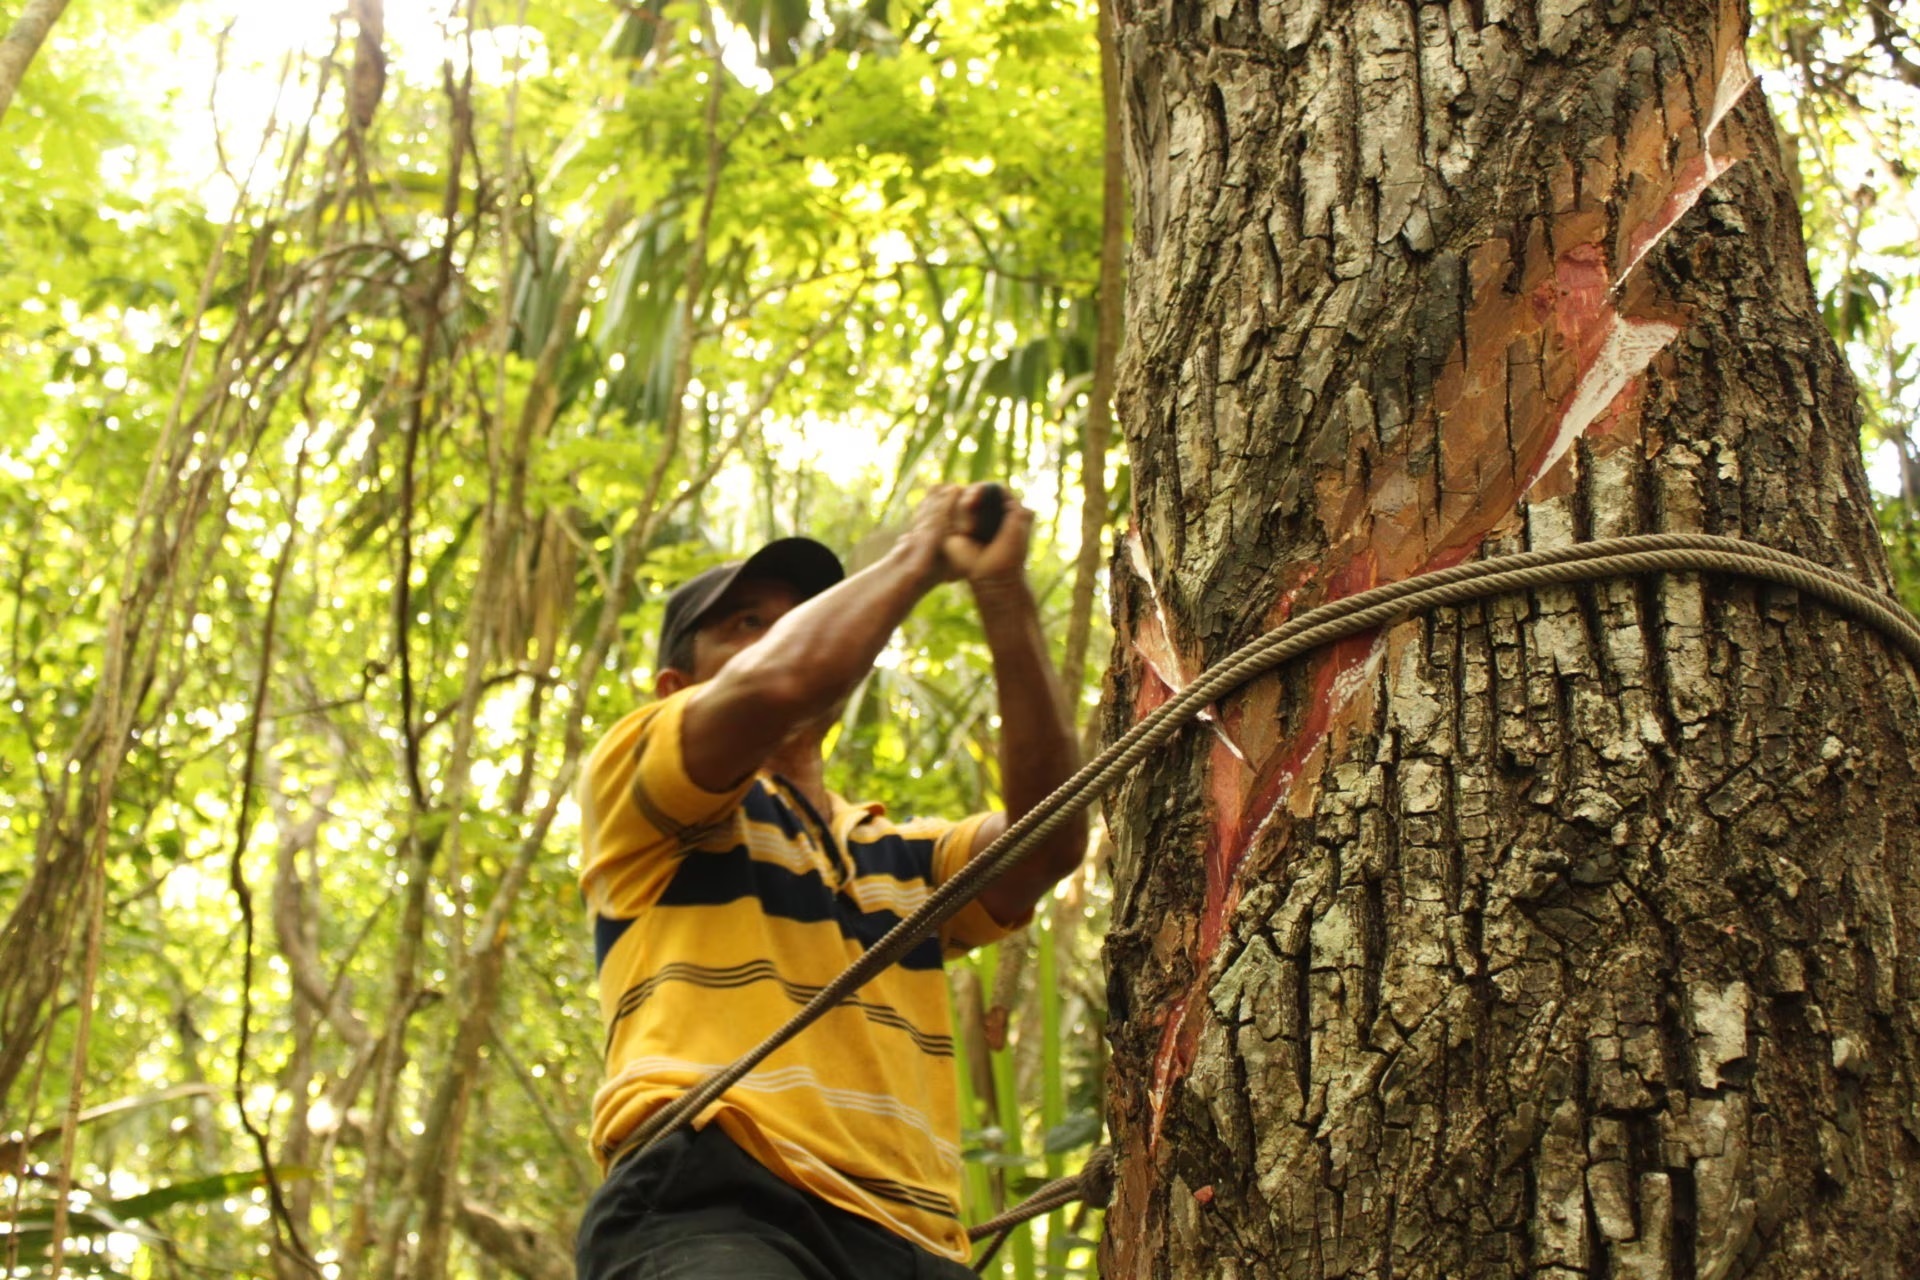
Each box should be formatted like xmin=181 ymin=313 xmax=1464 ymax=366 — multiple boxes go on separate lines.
xmin=899 ymin=485 xmax=967 ymax=585
xmin=944 ymin=485 xmax=1031 ymax=592
xmin=903 ymin=483 xmax=1030 ymax=587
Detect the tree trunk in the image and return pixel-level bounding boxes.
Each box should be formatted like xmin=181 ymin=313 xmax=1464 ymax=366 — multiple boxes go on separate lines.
xmin=1102 ymin=2 xmax=1920 ymax=1277
xmin=0 ymin=0 xmax=70 ymax=127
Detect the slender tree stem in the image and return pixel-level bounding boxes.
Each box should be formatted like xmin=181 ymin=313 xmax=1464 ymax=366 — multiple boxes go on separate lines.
xmin=1058 ymin=0 xmax=1126 ymax=714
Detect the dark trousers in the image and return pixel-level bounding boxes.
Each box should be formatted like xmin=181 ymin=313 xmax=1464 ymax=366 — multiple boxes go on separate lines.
xmin=576 ymin=1124 xmax=978 ymax=1279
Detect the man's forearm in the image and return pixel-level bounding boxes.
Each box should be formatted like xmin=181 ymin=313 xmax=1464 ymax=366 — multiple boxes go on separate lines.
xmin=718 ymin=541 xmax=937 ymax=722
xmin=974 ymin=579 xmax=1087 ymax=904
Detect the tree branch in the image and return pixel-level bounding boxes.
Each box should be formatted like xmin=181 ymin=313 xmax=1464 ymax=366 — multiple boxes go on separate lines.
xmin=0 ymin=0 xmax=71 ymax=129
xmin=452 ymin=1201 xmax=570 ymax=1280
xmin=1869 ymin=1 xmax=1920 ymax=89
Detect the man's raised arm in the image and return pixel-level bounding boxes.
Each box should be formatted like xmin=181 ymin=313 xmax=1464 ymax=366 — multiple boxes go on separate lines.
xmin=951 ymin=495 xmax=1089 ymax=925
xmin=676 ymin=488 xmax=968 ymax=793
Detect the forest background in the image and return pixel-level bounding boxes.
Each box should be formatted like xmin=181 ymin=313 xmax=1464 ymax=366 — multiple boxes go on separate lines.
xmin=0 ymin=0 xmax=1915 ymax=1276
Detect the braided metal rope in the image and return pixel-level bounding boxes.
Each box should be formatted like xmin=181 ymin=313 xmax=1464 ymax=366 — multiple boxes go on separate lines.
xmin=608 ymin=534 xmax=1920 ymax=1172
xmin=966 ymin=1146 xmax=1116 ymax=1271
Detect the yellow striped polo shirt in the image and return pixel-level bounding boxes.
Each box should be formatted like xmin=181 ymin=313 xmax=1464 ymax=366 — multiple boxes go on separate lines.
xmin=578 ymin=686 xmax=1014 ymax=1262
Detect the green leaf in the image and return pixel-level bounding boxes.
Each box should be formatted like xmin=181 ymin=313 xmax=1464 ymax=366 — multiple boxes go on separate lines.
xmin=1040 ymin=1110 xmax=1101 ymax=1155
xmin=104 ymin=1167 xmax=310 ymax=1222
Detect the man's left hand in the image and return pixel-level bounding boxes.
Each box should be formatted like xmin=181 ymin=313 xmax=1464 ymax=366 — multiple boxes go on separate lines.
xmin=942 ymin=483 xmax=1032 ymax=590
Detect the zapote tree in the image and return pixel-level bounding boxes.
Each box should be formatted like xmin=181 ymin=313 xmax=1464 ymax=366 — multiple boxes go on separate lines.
xmin=1101 ymin=1 xmax=1920 ymax=1277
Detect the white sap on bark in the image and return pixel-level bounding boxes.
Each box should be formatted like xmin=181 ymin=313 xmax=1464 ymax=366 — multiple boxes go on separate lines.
xmin=1102 ymin=1 xmax=1920 ymax=1277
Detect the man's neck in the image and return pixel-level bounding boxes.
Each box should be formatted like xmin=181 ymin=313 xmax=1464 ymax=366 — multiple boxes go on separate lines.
xmin=766 ymin=739 xmax=830 ymax=817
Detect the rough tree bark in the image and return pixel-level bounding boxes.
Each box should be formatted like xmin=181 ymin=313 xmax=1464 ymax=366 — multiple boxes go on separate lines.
xmin=1101 ymin=2 xmax=1920 ymax=1277
xmin=0 ymin=0 xmax=71 ymax=128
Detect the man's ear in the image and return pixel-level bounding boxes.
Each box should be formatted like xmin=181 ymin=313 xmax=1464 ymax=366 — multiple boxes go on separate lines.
xmin=655 ymin=668 xmax=690 ymax=697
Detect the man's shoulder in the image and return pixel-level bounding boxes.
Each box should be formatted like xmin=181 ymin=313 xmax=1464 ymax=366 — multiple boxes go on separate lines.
xmin=586 ymin=691 xmax=689 ymax=771
xmin=877 ymin=814 xmax=953 ymax=843
xmin=581 ymin=688 xmax=773 ymax=851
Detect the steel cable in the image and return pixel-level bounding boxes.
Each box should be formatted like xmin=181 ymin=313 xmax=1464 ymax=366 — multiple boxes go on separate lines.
xmin=967 ymin=1145 xmax=1115 ymax=1271
xmin=607 ymin=533 xmax=1920 ymax=1177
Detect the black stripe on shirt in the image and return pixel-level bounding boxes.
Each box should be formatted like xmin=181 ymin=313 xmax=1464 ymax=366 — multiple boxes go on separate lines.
xmin=604 ymin=959 xmax=954 ymax=1057
xmin=630 ymin=770 xmax=733 ymax=849
xmin=844 ymin=830 xmax=939 ymax=882
xmin=740 ymin=783 xmax=808 ymax=839
xmin=656 ymin=841 xmax=944 ymax=971
xmin=628 ymin=767 xmax=695 ymax=839
xmin=595 ymin=913 xmax=635 ymax=968
xmin=840 ymin=1168 xmax=959 ymax=1218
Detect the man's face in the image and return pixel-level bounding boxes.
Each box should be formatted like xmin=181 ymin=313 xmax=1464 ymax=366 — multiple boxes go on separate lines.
xmin=684 ymin=576 xmax=803 ymax=684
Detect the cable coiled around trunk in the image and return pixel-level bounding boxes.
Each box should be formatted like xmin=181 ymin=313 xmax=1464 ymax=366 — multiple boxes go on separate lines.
xmin=606 ymin=533 xmax=1920 ymax=1195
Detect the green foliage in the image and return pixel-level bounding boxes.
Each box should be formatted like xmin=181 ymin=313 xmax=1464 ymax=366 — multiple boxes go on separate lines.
xmin=4 ymin=1167 xmax=299 ymax=1276
xmin=1752 ymin=0 xmax=1920 ymax=603
xmin=1 ymin=0 xmax=1112 ymax=1275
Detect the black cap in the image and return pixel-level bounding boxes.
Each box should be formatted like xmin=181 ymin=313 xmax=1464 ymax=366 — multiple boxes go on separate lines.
xmin=656 ymin=536 xmax=845 ymax=673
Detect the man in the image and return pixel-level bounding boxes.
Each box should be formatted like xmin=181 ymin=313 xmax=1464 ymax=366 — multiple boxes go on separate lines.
xmin=575 ymin=483 xmax=1087 ymax=1278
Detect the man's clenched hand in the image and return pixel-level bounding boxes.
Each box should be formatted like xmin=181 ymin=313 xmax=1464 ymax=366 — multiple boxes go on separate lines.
xmin=904 ymin=482 xmax=1032 ymax=589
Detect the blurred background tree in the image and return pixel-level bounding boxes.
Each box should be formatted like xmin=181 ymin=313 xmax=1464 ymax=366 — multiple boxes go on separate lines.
xmin=1753 ymin=0 xmax=1920 ymax=607
xmin=0 ymin=0 xmax=1910 ymax=1276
